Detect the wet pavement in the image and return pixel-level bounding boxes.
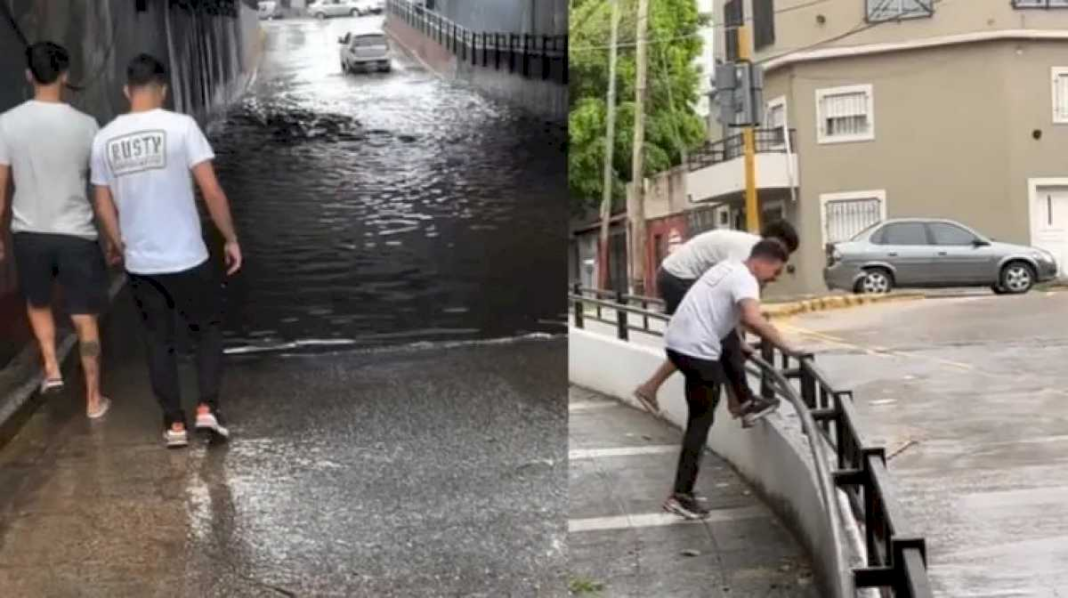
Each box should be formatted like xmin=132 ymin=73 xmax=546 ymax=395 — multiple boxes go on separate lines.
xmin=568 ymin=387 xmax=818 ymax=597
xmin=210 ymin=15 xmax=566 ymax=353
xmin=0 ymin=289 xmax=567 ymax=597
xmin=781 ymin=291 xmax=1068 ymax=597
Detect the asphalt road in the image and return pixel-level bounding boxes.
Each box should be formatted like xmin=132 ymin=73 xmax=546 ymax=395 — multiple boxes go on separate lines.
xmin=0 ymin=290 xmax=568 ymax=597
xmin=782 ymin=290 xmax=1068 ymax=597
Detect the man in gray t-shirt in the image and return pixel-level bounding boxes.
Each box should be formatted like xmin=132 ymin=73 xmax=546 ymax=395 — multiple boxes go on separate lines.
xmin=0 ymin=42 xmax=110 ymax=419
xmin=635 ymin=220 xmax=799 ymax=416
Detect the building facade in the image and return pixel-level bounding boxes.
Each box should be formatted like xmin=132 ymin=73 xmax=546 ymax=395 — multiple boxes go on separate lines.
xmin=693 ymin=0 xmax=1068 ymax=296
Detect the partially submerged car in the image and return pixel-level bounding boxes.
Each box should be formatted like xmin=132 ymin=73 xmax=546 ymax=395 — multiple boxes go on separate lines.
xmin=339 ymin=32 xmax=391 ymax=73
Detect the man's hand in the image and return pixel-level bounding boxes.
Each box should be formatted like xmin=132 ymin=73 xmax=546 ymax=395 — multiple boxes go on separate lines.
xmin=741 ymin=342 xmax=756 ymax=357
xmin=224 ymin=240 xmax=243 ymax=276
xmin=104 ymin=240 xmax=124 ymax=266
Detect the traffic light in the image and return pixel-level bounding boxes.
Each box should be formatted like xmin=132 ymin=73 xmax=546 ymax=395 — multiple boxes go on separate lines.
xmin=713 ymin=62 xmax=763 ymax=128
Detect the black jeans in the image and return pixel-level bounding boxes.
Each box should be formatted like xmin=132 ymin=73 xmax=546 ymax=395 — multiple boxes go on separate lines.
xmin=128 ymin=260 xmax=224 ymax=428
xmin=667 ymin=349 xmax=728 ymax=496
xmin=720 ymin=328 xmax=756 ymax=405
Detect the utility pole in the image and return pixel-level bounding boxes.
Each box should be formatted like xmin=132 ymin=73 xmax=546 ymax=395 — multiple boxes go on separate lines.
xmin=597 ymin=0 xmax=620 ymax=291
xmin=628 ymin=0 xmax=650 ymax=295
xmin=737 ymin=25 xmax=760 ymax=233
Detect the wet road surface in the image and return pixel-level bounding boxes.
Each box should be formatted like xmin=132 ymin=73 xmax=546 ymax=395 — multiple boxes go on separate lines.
xmin=569 ymin=387 xmax=818 ymax=597
xmin=0 ymin=289 xmax=567 ymax=597
xmin=211 ymin=16 xmax=566 ymax=352
xmin=781 ymin=292 xmax=1068 ymax=597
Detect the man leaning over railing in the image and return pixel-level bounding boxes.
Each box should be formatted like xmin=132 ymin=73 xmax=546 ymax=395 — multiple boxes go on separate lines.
xmin=660 ymin=240 xmax=804 ymax=520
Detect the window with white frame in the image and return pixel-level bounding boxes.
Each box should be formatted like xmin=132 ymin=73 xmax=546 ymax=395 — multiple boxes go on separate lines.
xmin=866 ymin=0 xmax=934 ymax=22
xmin=1054 ymin=68 xmax=1068 ymax=124
xmin=766 ymin=97 xmax=787 ymax=148
xmin=820 ymin=191 xmax=886 ymax=245
xmin=1013 ymin=0 xmax=1068 ymax=8
xmin=817 ymin=85 xmax=874 ymax=144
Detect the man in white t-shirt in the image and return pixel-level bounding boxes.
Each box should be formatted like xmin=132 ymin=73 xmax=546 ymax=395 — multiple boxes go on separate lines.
xmin=635 ymin=221 xmax=799 ymax=415
xmin=91 ymin=54 xmax=243 ymax=449
xmin=0 ymin=42 xmax=111 ymax=419
xmin=661 ymin=240 xmax=800 ymax=520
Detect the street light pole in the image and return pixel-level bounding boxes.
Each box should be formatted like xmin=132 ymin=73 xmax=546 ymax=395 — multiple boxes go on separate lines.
xmin=597 ymin=0 xmax=620 ymax=291
xmin=737 ymin=25 xmax=760 ymax=233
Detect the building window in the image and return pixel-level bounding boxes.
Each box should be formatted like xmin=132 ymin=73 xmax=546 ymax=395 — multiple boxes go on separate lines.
xmin=866 ymin=0 xmax=935 ymax=22
xmin=1013 ymin=0 xmax=1068 ymax=8
xmin=816 ymin=84 xmax=875 ymax=144
xmin=820 ymin=191 xmax=886 ymax=246
xmin=1054 ymin=68 xmax=1068 ymax=124
xmin=753 ymin=0 xmax=775 ymax=50
xmin=766 ymin=96 xmax=787 ymax=148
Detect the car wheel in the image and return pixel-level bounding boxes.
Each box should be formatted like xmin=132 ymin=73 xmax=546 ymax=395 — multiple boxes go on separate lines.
xmin=999 ymin=261 xmax=1035 ymax=294
xmin=315 ymin=12 xmax=326 ymax=19
xmin=991 ymin=284 xmax=1009 ymax=295
xmin=857 ymin=268 xmax=893 ymax=295
xmin=352 ymin=9 xmax=361 ymax=16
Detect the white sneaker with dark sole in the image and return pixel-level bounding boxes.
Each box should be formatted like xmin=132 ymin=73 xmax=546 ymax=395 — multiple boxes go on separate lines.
xmin=195 ymin=411 xmax=231 ymax=442
xmin=164 ymin=427 xmax=189 ymax=448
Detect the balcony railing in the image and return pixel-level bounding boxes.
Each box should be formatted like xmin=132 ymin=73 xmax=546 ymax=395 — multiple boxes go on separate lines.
xmin=687 ymin=128 xmax=796 ymax=172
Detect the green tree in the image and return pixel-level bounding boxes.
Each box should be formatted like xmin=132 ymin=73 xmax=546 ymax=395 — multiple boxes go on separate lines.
xmin=569 ymin=0 xmax=708 ymax=215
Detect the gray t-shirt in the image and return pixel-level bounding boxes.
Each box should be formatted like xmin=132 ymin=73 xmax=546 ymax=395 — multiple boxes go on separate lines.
xmin=665 ymin=261 xmax=760 ymax=361
xmin=662 ymin=229 xmax=760 ymax=280
xmin=0 ymin=100 xmax=100 ymax=239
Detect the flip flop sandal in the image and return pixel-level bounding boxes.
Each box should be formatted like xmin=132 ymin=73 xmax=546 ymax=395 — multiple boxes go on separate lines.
xmin=633 ymin=388 xmax=660 ymax=414
xmin=40 ymin=378 xmax=65 ymax=394
xmin=88 ymin=397 xmax=112 ymax=420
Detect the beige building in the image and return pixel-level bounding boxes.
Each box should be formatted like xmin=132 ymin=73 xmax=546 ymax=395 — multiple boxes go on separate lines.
xmin=691 ymin=0 xmax=1068 ymax=296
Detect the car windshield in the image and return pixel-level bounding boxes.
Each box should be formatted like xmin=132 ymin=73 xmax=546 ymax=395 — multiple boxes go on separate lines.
xmin=352 ymin=35 xmax=386 ymax=47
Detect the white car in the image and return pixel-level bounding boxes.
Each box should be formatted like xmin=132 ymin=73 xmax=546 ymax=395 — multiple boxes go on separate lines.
xmin=339 ymin=32 xmax=391 ymax=73
xmin=352 ymin=0 xmax=385 ymax=15
xmin=258 ymin=1 xmax=282 ymax=19
xmin=309 ymin=0 xmax=362 ymax=19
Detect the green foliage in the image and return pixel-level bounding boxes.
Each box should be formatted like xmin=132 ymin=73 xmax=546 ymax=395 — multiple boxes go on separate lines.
xmin=569 ymin=0 xmax=708 ymax=215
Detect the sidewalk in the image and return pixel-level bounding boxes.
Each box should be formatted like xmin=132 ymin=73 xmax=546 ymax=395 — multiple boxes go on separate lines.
xmin=0 ymin=289 xmax=567 ymax=597
xmin=568 ymin=386 xmax=818 ymax=598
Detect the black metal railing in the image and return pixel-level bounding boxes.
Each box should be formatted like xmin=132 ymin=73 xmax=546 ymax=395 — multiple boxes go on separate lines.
xmin=385 ymin=0 xmax=568 ymax=85
xmin=687 ymin=128 xmax=796 ymax=172
xmin=569 ymin=285 xmax=933 ymax=597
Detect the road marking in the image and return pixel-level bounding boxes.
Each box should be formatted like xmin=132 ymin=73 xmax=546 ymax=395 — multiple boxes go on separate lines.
xmin=569 ymin=401 xmax=620 ymax=413
xmin=569 ymin=445 xmax=678 ymax=460
xmin=780 ymin=323 xmax=975 ymax=371
xmin=569 ymin=505 xmax=769 ymax=533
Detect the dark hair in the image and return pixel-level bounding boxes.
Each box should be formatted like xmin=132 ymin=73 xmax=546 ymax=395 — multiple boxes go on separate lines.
xmin=126 ymin=54 xmax=168 ymax=88
xmin=749 ymin=239 xmax=789 ymax=263
xmin=25 ymin=42 xmax=70 ymax=85
xmin=761 ymin=220 xmax=799 ymax=254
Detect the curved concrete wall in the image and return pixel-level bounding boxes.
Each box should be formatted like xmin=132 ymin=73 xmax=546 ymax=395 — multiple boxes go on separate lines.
xmin=569 ymin=327 xmax=860 ymax=597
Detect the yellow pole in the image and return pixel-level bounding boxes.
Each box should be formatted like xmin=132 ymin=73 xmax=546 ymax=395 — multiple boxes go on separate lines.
xmin=738 ymin=25 xmax=760 ymax=234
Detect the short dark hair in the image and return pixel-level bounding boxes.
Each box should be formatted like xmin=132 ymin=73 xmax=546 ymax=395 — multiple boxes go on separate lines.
xmin=26 ymin=42 xmax=70 ymax=85
xmin=761 ymin=220 xmax=799 ymax=254
xmin=127 ymin=54 xmax=168 ymax=88
xmin=749 ymin=239 xmax=789 ymax=263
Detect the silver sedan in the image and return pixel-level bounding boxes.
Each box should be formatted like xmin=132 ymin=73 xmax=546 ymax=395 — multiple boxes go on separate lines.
xmin=824 ymin=218 xmax=1058 ymax=295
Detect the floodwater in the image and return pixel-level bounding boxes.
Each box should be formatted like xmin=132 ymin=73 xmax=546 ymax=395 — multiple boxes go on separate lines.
xmin=209 ymin=16 xmax=566 ymax=353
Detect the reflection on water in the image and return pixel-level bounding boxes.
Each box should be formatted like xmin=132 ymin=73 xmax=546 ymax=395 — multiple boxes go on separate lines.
xmin=209 ymin=18 xmax=566 ymax=352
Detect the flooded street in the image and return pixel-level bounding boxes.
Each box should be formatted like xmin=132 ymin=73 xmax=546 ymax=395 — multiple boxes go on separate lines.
xmin=210 ymin=16 xmax=566 ymax=352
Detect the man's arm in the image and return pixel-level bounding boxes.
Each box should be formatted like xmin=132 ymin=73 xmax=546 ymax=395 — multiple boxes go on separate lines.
xmin=93 ymin=185 xmax=124 ymax=264
xmin=0 ymin=165 xmax=8 ymax=261
xmin=739 ymin=298 xmax=798 ymax=356
xmin=191 ymin=161 xmax=242 ymax=275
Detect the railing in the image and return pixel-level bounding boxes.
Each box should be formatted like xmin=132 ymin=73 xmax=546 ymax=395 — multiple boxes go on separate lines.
xmin=385 ymin=0 xmax=568 ymax=85
xmin=687 ymin=128 xmax=796 ymax=172
xmin=569 ymin=285 xmax=933 ymax=597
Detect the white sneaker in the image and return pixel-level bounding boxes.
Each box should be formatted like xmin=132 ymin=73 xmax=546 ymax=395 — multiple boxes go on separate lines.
xmin=163 ymin=423 xmax=189 ymax=448
xmin=195 ymin=407 xmax=231 ymax=442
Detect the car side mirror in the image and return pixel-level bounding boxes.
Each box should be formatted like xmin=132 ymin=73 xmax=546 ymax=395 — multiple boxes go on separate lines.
xmin=973 ymin=239 xmax=990 ymax=247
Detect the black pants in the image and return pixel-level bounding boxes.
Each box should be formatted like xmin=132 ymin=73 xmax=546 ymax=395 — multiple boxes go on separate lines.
xmin=128 ymin=260 xmax=224 ymax=428
xmin=667 ymin=349 xmax=728 ymax=496
xmin=656 ymin=267 xmax=695 ymax=316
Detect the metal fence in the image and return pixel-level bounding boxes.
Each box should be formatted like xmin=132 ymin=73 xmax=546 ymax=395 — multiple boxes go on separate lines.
xmin=687 ymin=128 xmax=796 ymax=172
xmin=569 ymin=285 xmax=933 ymax=597
xmin=386 ymin=0 xmax=568 ymax=85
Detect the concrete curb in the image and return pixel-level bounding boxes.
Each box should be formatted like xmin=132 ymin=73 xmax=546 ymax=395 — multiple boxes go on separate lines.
xmin=762 ymin=292 xmax=925 ymax=321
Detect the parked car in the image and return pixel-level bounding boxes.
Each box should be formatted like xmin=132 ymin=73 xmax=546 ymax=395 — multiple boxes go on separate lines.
xmin=824 ymin=218 xmax=1058 ymax=295
xmin=353 ymin=0 xmax=385 ymax=15
xmin=258 ymin=0 xmax=283 ymax=19
xmin=338 ymin=31 xmax=391 ymax=73
xmin=309 ymin=0 xmax=361 ymax=19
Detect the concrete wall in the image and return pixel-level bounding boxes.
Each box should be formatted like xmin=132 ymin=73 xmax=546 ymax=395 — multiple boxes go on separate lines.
xmin=569 ymin=327 xmax=858 ymax=597
xmin=430 ymin=0 xmax=567 ymax=36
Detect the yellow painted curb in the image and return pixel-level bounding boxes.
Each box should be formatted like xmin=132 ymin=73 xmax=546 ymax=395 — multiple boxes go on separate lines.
xmin=762 ymin=293 xmax=924 ymax=321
